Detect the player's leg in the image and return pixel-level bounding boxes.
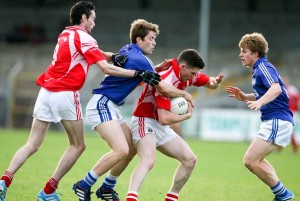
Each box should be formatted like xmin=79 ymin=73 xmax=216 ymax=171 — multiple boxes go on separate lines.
xmin=0 ymin=118 xmax=49 ymax=200
xmin=97 ymin=122 xmax=137 ymax=200
xmin=243 ymin=138 xmax=293 ymax=200
xmin=170 ymin=123 xmax=182 ymax=137
xmin=38 ymin=119 xmax=85 ymax=199
xmin=157 ymin=136 xmax=197 ymax=201
xmin=126 ymin=133 xmax=156 ymax=201
xmin=243 ymin=137 xmax=278 ymax=185
xmin=290 ymin=134 xmax=298 ymax=153
xmin=73 ymin=121 xmax=129 ymax=200
xmin=244 ymin=119 xmax=294 ymax=200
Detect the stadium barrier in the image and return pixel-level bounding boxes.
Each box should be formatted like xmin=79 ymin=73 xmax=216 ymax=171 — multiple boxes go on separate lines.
xmin=83 ymin=107 xmax=300 ymax=143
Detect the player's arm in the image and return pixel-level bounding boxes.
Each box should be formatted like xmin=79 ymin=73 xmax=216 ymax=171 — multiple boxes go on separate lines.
xmin=101 ymin=51 xmax=113 ymax=62
xmin=155 ymin=81 xmax=194 ymax=107
xmin=96 ymin=60 xmax=161 ymax=86
xmin=157 ymin=103 xmax=193 ymax=125
xmin=204 ymin=74 xmax=224 ymax=89
xmin=226 ymin=86 xmax=256 ymax=101
xmin=155 ymin=59 xmax=172 ymax=72
xmin=246 ymin=83 xmax=282 ymax=110
xmin=96 ymin=60 xmax=135 ymax=77
xmin=101 ymin=51 xmax=128 ymax=67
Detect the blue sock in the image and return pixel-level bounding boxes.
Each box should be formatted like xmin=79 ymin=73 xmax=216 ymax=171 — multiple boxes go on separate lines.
xmin=101 ymin=173 xmax=118 ymax=191
xmin=80 ymin=170 xmax=99 ymax=190
xmin=271 ymin=181 xmax=288 ymax=198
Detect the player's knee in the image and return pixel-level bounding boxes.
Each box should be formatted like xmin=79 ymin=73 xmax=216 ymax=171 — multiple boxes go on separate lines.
xmin=115 ymin=145 xmax=129 ymax=159
xmin=141 ymin=157 xmax=156 ymax=170
xmin=183 ymin=153 xmax=197 ymax=169
xmin=26 ymin=142 xmax=40 ymax=154
xmin=77 ymin=143 xmax=86 ymax=154
xmin=243 ymin=156 xmax=255 ymax=171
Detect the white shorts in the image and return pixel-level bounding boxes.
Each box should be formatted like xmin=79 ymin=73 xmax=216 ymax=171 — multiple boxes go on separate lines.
xmin=86 ymin=94 xmax=126 ymax=130
xmin=257 ymin=119 xmax=293 ymax=147
xmin=33 ymin=87 xmax=82 ymax=123
xmin=130 ymin=116 xmax=177 ymax=147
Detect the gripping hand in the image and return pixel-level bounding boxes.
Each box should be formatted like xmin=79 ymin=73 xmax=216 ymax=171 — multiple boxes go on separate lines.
xmin=134 ymin=70 xmax=161 ymax=86
xmin=112 ymin=53 xmax=127 ymax=67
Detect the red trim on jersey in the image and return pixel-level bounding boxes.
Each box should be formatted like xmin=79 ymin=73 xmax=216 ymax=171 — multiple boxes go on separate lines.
xmin=138 ymin=117 xmax=145 ymax=138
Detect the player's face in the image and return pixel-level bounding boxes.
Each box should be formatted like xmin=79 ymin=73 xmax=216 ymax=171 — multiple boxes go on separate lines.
xmin=138 ymin=31 xmax=157 ymax=55
xmin=239 ymin=47 xmax=258 ymax=68
xmin=84 ymin=10 xmax=96 ymax=34
xmin=180 ymin=65 xmax=199 ymax=82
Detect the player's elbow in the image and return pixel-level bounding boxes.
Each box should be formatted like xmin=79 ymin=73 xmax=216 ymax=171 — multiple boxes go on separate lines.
xmin=159 ymin=118 xmax=171 ymax=125
xmin=101 ymin=67 xmax=112 ymax=75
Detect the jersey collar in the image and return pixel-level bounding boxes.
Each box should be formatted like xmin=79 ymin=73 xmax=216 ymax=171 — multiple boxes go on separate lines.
xmin=253 ymin=57 xmax=268 ymax=69
xmin=65 ymin=25 xmax=87 ymax=33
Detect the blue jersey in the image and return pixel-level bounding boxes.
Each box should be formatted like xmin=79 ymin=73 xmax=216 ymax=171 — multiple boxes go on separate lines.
xmin=252 ymin=57 xmax=293 ymax=124
xmin=92 ymin=43 xmax=156 ymax=106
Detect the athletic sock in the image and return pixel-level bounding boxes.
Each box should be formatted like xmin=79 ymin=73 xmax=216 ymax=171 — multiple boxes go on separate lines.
xmin=165 ymin=192 xmax=179 ymax=201
xmin=1 ymin=171 xmax=14 ymax=187
xmin=126 ymin=191 xmax=138 ymax=201
xmin=44 ymin=178 xmax=59 ymax=194
xmin=80 ymin=170 xmax=99 ymax=190
xmin=101 ymin=173 xmax=118 ymax=191
xmin=271 ymin=181 xmax=288 ymax=198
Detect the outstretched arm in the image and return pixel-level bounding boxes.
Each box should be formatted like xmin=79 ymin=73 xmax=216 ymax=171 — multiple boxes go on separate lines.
xmin=96 ymin=60 xmax=134 ymax=77
xmin=204 ymin=73 xmax=225 ymax=89
xmin=226 ymin=86 xmax=256 ymax=101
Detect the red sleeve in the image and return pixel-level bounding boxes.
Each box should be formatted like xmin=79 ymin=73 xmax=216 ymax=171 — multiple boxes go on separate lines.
xmin=189 ymin=72 xmax=210 ymax=87
xmin=156 ymin=95 xmax=171 ymax=111
xmin=84 ymin=48 xmax=106 ymax=65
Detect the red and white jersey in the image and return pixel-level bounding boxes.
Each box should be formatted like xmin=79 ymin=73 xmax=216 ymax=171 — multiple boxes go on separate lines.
xmin=133 ymin=58 xmax=210 ymax=120
xmin=286 ymin=84 xmax=300 ymax=112
xmin=36 ymin=26 xmax=106 ymax=92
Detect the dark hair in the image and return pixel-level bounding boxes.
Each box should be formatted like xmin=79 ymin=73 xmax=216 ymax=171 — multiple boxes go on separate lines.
xmin=178 ymin=49 xmax=205 ymax=69
xmin=70 ymin=1 xmax=95 ymax=25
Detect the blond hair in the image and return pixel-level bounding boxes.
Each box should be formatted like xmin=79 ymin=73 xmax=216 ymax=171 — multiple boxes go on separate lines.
xmin=239 ymin=32 xmax=269 ymax=57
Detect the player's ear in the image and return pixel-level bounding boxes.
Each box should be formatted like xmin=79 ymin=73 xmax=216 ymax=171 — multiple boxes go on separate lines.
xmin=179 ymin=63 xmax=187 ymax=70
xmin=136 ymin=37 xmax=142 ymax=45
xmin=81 ymin=14 xmax=87 ymax=23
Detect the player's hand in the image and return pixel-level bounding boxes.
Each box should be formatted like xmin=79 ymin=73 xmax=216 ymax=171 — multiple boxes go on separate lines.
xmin=134 ymin=70 xmax=161 ymax=86
xmin=183 ymin=92 xmax=194 ymax=108
xmin=187 ymin=101 xmax=194 ymax=114
xmin=215 ymin=73 xmax=224 ymax=84
xmin=112 ymin=53 xmax=127 ymax=67
xmin=245 ymin=100 xmax=262 ymax=110
xmin=155 ymin=59 xmax=172 ymax=72
xmin=226 ymin=86 xmax=245 ymax=101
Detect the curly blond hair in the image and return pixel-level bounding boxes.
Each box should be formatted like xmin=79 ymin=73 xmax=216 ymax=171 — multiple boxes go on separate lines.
xmin=239 ymin=32 xmax=269 ymax=57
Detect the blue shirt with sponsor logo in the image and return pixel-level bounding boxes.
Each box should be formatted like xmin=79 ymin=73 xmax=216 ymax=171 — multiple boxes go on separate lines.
xmin=92 ymin=43 xmax=155 ymax=106
xmin=252 ymin=57 xmax=293 ymax=124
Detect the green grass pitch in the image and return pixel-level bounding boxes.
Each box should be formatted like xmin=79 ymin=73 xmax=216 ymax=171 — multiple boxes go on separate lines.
xmin=0 ymin=128 xmax=299 ymax=201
